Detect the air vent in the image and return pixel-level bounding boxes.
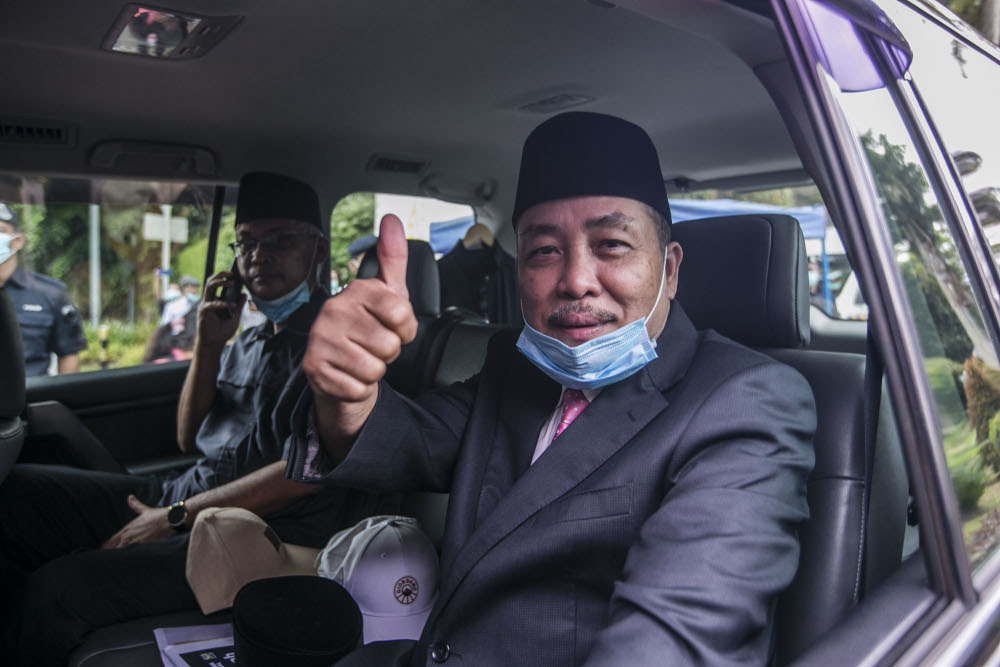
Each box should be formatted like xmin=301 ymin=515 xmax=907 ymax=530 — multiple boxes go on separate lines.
xmin=367 ymin=154 xmax=428 ymax=175
xmin=0 ymin=119 xmax=75 ymax=147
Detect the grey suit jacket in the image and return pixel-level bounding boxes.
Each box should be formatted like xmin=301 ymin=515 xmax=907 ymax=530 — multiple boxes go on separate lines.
xmin=287 ymin=303 xmax=816 ymax=666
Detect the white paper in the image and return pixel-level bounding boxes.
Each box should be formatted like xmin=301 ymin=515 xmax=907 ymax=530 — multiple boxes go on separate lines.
xmin=153 ymin=623 xmax=233 ymax=667
xmin=162 ymin=636 xmax=235 ymax=667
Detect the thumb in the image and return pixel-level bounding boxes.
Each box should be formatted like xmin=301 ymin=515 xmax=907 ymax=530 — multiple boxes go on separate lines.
xmin=126 ymin=494 xmax=149 ymax=515
xmin=376 ymin=214 xmax=409 ymax=297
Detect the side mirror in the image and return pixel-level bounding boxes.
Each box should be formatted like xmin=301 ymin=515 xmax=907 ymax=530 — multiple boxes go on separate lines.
xmin=786 ymin=0 xmax=912 ymax=91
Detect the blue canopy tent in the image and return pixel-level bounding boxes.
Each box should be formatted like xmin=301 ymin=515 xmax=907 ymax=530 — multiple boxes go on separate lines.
xmin=428 ymin=215 xmax=475 ymax=254
xmin=669 ymin=198 xmax=833 ymax=310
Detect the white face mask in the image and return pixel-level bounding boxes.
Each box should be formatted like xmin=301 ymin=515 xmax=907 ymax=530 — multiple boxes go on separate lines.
xmin=0 ymin=232 xmax=21 ymax=265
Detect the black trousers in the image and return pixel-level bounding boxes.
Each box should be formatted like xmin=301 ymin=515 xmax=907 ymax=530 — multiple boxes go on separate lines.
xmin=0 ymin=464 xmax=197 ymax=666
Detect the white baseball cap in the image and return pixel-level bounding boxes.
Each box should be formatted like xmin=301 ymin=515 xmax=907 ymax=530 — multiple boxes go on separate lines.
xmin=316 ymin=515 xmax=439 ymax=644
xmin=185 ymin=507 xmax=321 ymax=614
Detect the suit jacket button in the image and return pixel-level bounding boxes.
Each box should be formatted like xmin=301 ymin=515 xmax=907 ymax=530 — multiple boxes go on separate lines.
xmin=430 ymin=641 xmax=450 ymax=663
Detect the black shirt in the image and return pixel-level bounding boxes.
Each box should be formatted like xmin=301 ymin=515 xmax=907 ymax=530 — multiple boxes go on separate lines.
xmin=5 ymin=265 xmax=87 ymax=376
xmin=162 ymin=289 xmax=325 ymax=504
xmin=161 ymin=288 xmax=399 ymax=546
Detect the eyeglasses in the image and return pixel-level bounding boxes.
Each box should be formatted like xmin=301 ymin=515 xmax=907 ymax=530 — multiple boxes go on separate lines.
xmin=229 ymin=232 xmax=318 ymax=257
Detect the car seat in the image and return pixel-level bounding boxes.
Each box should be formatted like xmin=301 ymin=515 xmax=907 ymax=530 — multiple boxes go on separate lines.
xmin=671 ymin=214 xmax=909 ymax=664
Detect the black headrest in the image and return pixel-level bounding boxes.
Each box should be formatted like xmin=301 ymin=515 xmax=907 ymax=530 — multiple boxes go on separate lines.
xmin=357 ymin=238 xmax=440 ymax=317
xmin=672 ymin=214 xmax=809 ymax=349
xmin=0 ymin=287 xmax=26 ymax=417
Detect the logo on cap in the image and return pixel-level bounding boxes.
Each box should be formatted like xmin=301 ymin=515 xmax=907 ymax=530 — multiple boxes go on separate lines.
xmin=394 ymin=576 xmax=419 ymax=604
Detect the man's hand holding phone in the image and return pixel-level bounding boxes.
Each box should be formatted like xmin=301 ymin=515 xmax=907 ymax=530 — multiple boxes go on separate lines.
xmin=197 ymin=262 xmax=245 ymax=349
xmin=303 ymin=215 xmax=418 ymax=455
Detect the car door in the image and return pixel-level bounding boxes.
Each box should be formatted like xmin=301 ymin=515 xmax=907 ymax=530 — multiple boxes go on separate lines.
xmin=771 ymin=0 xmax=1000 ymax=662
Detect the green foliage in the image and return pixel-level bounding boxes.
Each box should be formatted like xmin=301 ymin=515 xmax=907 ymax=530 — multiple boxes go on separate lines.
xmin=18 ymin=203 xmax=94 ymax=313
xmin=175 ymin=209 xmax=237 ymax=280
xmin=329 ymin=193 xmax=375 ymax=284
xmin=902 ymin=260 xmax=974 ymax=364
xmin=945 ymin=421 xmax=992 ymax=511
xmin=988 ymin=412 xmax=1000 ymax=466
xmin=925 ymin=356 xmax=969 ymax=428
xmin=79 ymin=320 xmax=159 ymax=370
xmin=861 ymin=132 xmax=945 ymax=255
xmin=952 ymin=457 xmax=991 ymax=512
xmin=964 ymin=356 xmax=1000 ymax=471
xmin=946 ymin=0 xmax=983 ymax=31
xmin=12 ymin=192 xmax=224 ymax=326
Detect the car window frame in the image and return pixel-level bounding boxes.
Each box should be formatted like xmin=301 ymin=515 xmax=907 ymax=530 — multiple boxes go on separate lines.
xmin=770 ymin=0 xmax=1000 ymax=659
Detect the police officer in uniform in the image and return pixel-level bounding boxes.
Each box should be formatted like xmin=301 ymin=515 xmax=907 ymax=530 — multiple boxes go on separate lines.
xmin=0 ymin=203 xmax=87 ymax=376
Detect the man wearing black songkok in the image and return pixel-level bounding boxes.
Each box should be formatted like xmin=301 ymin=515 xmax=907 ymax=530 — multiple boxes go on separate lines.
xmin=0 ymin=172 xmax=398 ymax=666
xmin=289 ymin=112 xmax=815 ymax=665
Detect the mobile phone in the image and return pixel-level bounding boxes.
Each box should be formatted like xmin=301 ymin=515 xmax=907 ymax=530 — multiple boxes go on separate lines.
xmin=218 ymin=259 xmax=243 ymax=319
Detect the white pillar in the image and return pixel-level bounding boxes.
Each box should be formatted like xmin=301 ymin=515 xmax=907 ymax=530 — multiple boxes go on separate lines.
xmin=160 ymin=204 xmax=172 ymax=293
xmin=88 ymin=203 xmax=101 ymax=327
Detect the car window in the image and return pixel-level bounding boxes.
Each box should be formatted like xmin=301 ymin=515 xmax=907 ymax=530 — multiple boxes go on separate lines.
xmin=332 ymin=192 xmax=525 ymax=324
xmin=330 ymin=192 xmax=476 ymax=272
xmin=878 ymin=3 xmax=1000 ymax=267
xmin=1 ymin=175 xmax=233 ymax=376
xmin=330 ymin=192 xmax=474 ymax=290
xmin=671 ymin=185 xmax=866 ymax=320
xmin=834 ymin=76 xmax=1000 ymax=569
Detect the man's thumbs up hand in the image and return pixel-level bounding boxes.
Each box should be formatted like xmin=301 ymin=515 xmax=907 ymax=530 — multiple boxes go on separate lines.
xmin=376 ymin=214 xmax=409 ymax=299
xmin=304 ymin=215 xmax=418 ymax=442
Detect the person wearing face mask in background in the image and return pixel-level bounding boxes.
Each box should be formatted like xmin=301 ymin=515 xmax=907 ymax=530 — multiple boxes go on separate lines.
xmin=159 ymin=274 xmax=202 ymax=325
xmin=288 ymin=113 xmax=815 ymax=666
xmin=0 ymin=172 xmax=399 ymax=666
xmin=0 ymin=202 xmax=87 ymax=376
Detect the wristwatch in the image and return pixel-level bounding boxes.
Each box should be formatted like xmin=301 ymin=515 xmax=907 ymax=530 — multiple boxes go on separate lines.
xmin=166 ymin=500 xmax=188 ymax=531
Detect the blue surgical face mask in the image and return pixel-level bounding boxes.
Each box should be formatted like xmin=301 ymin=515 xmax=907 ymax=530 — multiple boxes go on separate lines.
xmin=253 ymin=280 xmax=311 ymax=323
xmin=0 ymin=232 xmax=21 ymax=265
xmin=185 ymin=293 xmax=200 ymax=304
xmin=250 ymin=234 xmax=322 ymax=323
xmin=516 ymin=255 xmax=668 ymax=390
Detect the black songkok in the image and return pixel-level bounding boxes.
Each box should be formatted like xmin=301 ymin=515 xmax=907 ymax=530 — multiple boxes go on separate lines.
xmin=235 ymin=172 xmax=322 ymax=230
xmin=512 ymin=112 xmax=670 ymax=228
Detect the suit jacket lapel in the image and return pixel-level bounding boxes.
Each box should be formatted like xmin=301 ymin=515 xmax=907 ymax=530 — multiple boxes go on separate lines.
xmin=431 ymin=303 xmax=701 ymax=621
xmin=472 ymin=352 xmax=559 ymax=528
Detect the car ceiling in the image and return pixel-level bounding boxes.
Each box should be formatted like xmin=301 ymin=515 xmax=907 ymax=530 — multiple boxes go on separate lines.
xmin=0 ymin=0 xmax=800 ymax=220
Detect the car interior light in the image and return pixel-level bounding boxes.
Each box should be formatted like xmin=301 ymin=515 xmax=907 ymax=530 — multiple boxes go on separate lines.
xmin=103 ymin=5 xmax=241 ymax=60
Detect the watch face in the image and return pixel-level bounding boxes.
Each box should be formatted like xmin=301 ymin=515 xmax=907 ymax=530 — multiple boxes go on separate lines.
xmin=167 ymin=503 xmax=186 ymax=528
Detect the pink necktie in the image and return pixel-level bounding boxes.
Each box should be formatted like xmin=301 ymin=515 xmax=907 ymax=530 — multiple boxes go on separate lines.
xmin=555 ymin=389 xmax=589 ymax=438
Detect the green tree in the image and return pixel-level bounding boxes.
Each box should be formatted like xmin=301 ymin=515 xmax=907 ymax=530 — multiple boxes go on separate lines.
xmin=901 ymin=260 xmax=974 ymax=364
xmin=862 ymin=132 xmax=978 ymax=356
xmin=942 ymin=0 xmax=999 ymax=46
xmin=175 ymin=208 xmax=237 ymax=281
xmin=329 ymin=192 xmax=375 ymax=284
